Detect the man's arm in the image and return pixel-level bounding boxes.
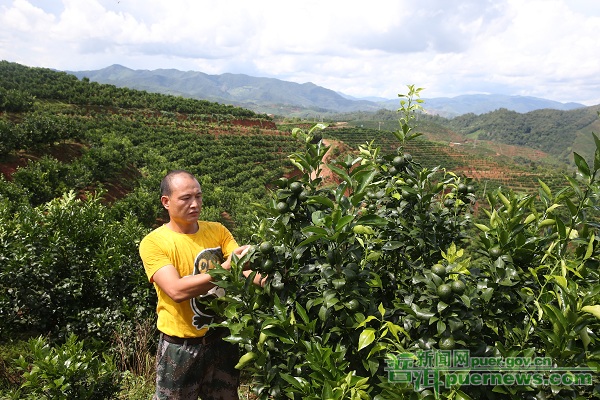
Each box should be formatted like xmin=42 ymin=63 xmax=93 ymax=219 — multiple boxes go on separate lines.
xmin=152 ymin=264 xmax=216 ymax=303
xmin=152 ymin=245 xmax=249 ymax=303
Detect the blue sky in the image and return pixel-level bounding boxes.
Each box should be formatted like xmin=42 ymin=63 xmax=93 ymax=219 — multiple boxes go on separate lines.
xmin=1 ymin=0 xmax=599 ymax=105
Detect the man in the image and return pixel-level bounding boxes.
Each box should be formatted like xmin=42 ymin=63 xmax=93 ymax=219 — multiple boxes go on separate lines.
xmin=139 ymin=170 xmax=252 ymax=400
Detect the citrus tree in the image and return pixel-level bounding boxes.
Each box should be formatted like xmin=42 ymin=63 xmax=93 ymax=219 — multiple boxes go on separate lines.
xmin=207 ymin=91 xmax=600 ymax=399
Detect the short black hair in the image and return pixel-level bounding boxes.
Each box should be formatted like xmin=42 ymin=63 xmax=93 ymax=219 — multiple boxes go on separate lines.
xmin=160 ymin=170 xmax=198 ymax=196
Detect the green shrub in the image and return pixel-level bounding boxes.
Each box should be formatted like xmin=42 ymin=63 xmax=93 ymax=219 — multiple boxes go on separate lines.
xmin=13 ymin=334 xmax=121 ymax=400
xmin=0 ymin=191 xmax=155 ymax=342
xmin=12 ymin=156 xmax=75 ymax=206
xmin=0 ymin=120 xmax=21 ymax=156
xmin=0 ymin=88 xmax=34 ymax=113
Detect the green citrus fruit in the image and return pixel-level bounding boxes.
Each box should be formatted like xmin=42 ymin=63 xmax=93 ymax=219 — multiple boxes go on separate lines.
xmin=276 ymin=201 xmax=289 ymax=213
xmin=298 ymin=190 xmax=309 ymax=201
xmin=431 ymin=264 xmax=447 ymax=279
xmin=262 ymin=259 xmax=275 ymax=272
xmin=404 ymin=153 xmax=413 ymax=161
xmin=437 ymin=283 xmax=453 ymax=301
xmin=439 ymin=336 xmax=456 ymax=350
xmin=457 ymin=183 xmax=468 ymax=194
xmin=289 ymin=181 xmax=303 ymax=194
xmin=259 ymin=241 xmax=274 ymax=254
xmin=489 ymin=247 xmax=502 ymax=258
xmin=392 ymin=155 xmax=406 ymax=168
xmin=451 ymin=280 xmax=466 ymax=295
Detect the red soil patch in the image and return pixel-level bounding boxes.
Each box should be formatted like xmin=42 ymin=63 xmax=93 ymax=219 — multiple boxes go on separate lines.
xmin=0 ymin=142 xmax=86 ymax=180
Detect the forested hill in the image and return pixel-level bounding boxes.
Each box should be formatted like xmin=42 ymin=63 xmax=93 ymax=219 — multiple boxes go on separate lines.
xmin=0 ymin=60 xmax=270 ymax=120
xmin=331 ymin=104 xmax=600 ymax=165
xmin=442 ymin=106 xmax=600 ymax=163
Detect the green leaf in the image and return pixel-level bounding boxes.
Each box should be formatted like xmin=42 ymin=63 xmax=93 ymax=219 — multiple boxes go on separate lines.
xmin=328 ymin=163 xmax=352 ymax=186
xmin=582 ymin=305 xmax=600 ymax=319
xmin=297 ymin=234 xmax=324 ymax=247
xmin=548 ymin=275 xmax=567 ymax=289
xmin=593 ymin=132 xmax=600 ymax=154
xmin=279 ymin=373 xmax=306 ymax=390
xmin=235 ymin=351 xmax=257 ymax=369
xmin=564 ymin=197 xmax=577 ymax=217
xmin=523 ymin=213 xmax=536 ymax=225
xmin=481 ymin=287 xmax=494 ymax=302
xmin=357 ymin=315 xmax=378 ymax=328
xmin=382 ymin=241 xmax=402 ymax=251
xmin=556 ymin=217 xmax=566 ymax=239
xmin=538 ymin=179 xmax=552 ymax=197
xmin=295 ymin=302 xmax=310 ymax=324
xmin=541 ymin=303 xmax=567 ymax=333
xmin=354 ymin=169 xmax=378 ymax=196
xmin=384 ymin=321 xmax=408 ymax=342
xmin=584 ymin=233 xmax=595 ymax=260
xmin=411 ymin=304 xmax=435 ymax=320
xmin=497 ymin=191 xmax=511 ymax=210
xmin=318 ymin=305 xmax=329 ymax=321
xmin=335 ymin=215 xmax=355 ymax=231
xmin=573 ymin=152 xmax=590 ymax=178
xmin=358 ymin=328 xmax=376 ymax=351
xmin=580 ymin=328 xmax=591 ymax=351
xmin=538 ymin=218 xmax=556 ymax=227
xmin=356 ymin=214 xmax=388 ymax=226
xmin=368 ymin=342 xmax=388 ymax=358
xmin=302 ymin=226 xmax=329 ymax=235
xmin=566 ymin=175 xmax=583 ymax=198
xmin=455 ymin=389 xmax=474 ymax=400
xmin=308 ymin=195 xmax=335 ymax=210
xmin=474 ymin=223 xmax=490 ymax=232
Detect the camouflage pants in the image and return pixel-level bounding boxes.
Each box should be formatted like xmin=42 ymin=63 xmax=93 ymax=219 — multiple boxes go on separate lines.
xmin=153 ymin=333 xmax=240 ymax=400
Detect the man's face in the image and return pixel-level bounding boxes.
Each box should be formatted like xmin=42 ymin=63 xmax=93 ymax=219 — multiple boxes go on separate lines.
xmin=161 ymin=174 xmax=202 ymax=226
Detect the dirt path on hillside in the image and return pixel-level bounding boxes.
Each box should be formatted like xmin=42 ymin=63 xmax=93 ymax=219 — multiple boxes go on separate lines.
xmin=309 ymin=139 xmax=345 ymax=185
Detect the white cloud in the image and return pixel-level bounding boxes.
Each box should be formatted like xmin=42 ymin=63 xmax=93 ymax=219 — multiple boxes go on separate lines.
xmin=0 ymin=0 xmax=599 ymax=105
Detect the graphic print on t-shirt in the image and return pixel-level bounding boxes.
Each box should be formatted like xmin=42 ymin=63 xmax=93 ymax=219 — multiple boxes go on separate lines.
xmin=190 ymin=247 xmax=226 ymax=330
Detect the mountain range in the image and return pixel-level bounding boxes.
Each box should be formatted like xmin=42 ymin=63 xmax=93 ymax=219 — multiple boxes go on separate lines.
xmin=67 ymin=64 xmax=586 ymax=117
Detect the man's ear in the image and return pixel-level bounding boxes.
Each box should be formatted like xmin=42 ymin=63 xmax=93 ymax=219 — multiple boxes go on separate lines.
xmin=161 ymin=195 xmax=170 ymax=209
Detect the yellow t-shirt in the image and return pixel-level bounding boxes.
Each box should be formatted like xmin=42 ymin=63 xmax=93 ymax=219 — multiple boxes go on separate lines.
xmin=139 ymin=221 xmax=238 ymax=338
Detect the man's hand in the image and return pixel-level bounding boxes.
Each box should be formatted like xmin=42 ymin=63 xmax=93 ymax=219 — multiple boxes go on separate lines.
xmin=236 ymin=244 xmax=251 ymax=257
xmin=222 ymin=245 xmax=252 ymax=270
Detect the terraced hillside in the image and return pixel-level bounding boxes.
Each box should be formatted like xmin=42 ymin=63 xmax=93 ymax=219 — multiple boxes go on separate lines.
xmin=324 ymin=126 xmax=572 ymax=193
